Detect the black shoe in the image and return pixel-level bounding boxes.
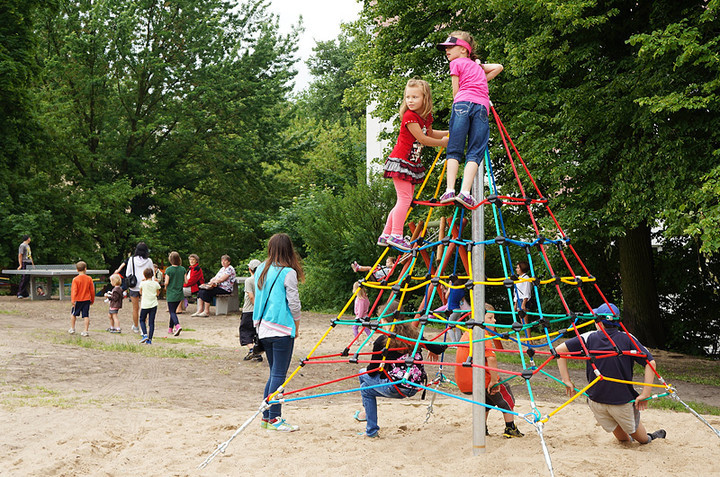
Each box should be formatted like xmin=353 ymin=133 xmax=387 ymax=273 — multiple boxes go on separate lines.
xmin=252 ymin=354 xmax=263 ymax=362
xmin=503 ymin=425 xmax=524 ymax=438
xmin=243 ymin=350 xmax=255 ymax=361
xmin=648 ymin=429 xmax=666 ymax=441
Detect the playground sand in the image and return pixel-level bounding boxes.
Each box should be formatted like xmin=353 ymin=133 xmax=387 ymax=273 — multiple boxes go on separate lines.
xmin=0 ymin=296 xmax=718 ymax=476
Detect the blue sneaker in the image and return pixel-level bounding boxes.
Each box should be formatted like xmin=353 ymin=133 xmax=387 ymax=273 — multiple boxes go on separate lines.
xmin=357 ymin=431 xmax=379 ymax=438
xmin=139 ymin=335 xmax=149 ymax=344
xmin=439 ymin=191 xmax=455 ymax=203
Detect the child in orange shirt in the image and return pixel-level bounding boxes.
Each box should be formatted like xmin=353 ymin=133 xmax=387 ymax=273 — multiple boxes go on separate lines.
xmin=70 ymin=261 xmax=95 ymax=337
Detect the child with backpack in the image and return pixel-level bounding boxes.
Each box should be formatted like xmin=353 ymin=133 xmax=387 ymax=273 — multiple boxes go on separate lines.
xmin=354 ymin=314 xmax=446 ymax=437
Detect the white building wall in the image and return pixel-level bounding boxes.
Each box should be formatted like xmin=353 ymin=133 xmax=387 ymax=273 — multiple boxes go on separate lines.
xmin=365 ymin=101 xmax=394 ymax=184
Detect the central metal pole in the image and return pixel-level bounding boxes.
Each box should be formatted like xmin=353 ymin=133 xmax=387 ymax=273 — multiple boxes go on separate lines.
xmin=471 ymin=156 xmax=486 ymax=454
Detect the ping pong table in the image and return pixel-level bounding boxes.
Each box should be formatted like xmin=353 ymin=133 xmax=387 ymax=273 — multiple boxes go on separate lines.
xmin=2 ymin=265 xmax=109 ymax=300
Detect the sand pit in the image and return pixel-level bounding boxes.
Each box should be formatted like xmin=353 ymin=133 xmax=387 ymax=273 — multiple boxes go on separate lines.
xmin=0 ymin=296 xmax=718 ymax=476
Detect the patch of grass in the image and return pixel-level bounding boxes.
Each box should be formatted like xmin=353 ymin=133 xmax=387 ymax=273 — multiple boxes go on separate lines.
xmin=0 ymin=383 xmax=75 ymax=410
xmin=155 ymin=337 xmax=202 ymax=345
xmin=0 ymin=309 xmax=18 ymax=315
xmin=649 ymin=398 xmax=720 ymax=416
xmin=49 ymin=334 xmax=205 ymax=359
xmin=655 ymin=367 xmax=720 ymax=387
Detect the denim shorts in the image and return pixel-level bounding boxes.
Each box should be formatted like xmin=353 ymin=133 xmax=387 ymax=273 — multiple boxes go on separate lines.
xmin=447 ymin=101 xmax=489 ymax=165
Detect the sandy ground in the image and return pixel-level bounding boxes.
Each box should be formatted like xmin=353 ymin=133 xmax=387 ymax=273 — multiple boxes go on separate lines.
xmin=0 ymin=296 xmax=719 ymax=476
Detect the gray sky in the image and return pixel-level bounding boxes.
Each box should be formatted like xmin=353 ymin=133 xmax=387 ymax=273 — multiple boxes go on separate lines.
xmin=269 ymin=0 xmax=362 ymax=92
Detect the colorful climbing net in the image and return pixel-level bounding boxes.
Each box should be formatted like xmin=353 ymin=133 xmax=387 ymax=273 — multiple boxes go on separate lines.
xmin=200 ymin=106 xmax=720 ymax=474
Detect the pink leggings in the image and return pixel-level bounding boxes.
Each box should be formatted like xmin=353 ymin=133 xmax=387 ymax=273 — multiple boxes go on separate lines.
xmin=383 ymin=178 xmax=415 ymax=236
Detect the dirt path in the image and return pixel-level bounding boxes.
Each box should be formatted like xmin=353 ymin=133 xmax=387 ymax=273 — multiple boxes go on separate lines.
xmin=0 ymin=296 xmax=718 ymax=476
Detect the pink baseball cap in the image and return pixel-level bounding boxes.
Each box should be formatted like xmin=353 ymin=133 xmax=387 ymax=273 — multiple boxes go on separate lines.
xmin=436 ymin=36 xmax=472 ymax=54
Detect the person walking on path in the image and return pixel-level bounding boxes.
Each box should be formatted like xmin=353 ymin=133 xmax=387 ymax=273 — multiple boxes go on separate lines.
xmin=17 ymin=235 xmax=34 ymax=298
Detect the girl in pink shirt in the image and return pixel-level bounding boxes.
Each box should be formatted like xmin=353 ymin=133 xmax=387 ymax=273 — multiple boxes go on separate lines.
xmin=436 ymin=31 xmax=503 ymax=209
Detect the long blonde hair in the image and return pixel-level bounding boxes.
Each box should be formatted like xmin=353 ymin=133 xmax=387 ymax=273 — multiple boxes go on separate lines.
xmin=399 ymin=78 xmax=433 ymax=119
xmin=353 ymin=281 xmax=368 ymax=299
xmin=449 ymin=30 xmax=478 ymax=61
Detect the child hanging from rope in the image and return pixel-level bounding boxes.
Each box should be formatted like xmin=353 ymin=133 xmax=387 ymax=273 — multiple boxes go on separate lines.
xmin=379 ymin=78 xmax=448 ymax=251
xmin=353 ymin=312 xmax=447 ymax=437
xmin=436 ymin=31 xmax=503 ymax=208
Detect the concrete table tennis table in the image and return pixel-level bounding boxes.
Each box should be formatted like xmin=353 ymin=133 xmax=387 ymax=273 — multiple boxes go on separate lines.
xmin=2 ymin=265 xmax=109 ymax=300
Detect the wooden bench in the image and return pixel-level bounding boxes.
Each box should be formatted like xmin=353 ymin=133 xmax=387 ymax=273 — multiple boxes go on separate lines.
xmin=214 ymin=279 xmax=240 ymax=315
xmin=1 ymin=264 xmax=109 ymax=301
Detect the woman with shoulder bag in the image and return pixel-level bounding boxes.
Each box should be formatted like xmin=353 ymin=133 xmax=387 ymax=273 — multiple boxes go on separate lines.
xmin=114 ymin=242 xmax=154 ymax=334
xmin=254 ymin=233 xmax=304 ymax=432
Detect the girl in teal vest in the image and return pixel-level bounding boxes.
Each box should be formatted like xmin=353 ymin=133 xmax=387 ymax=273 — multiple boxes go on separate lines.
xmin=254 ymin=233 xmax=304 ymax=432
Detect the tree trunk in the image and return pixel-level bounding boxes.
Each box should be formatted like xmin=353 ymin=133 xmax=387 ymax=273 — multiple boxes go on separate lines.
xmin=618 ymin=221 xmax=664 ymax=348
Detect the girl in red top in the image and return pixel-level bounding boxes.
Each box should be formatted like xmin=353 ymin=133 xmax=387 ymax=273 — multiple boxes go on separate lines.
xmin=380 ymin=78 xmax=448 ymax=251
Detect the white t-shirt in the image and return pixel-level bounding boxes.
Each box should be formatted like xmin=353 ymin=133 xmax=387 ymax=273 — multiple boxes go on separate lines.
xmin=515 ymin=273 xmax=532 ymax=307
xmin=140 ymin=279 xmax=161 ymax=309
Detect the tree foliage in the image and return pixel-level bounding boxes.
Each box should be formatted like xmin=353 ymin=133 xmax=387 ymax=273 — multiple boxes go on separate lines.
xmin=347 ymin=0 xmax=720 ymax=349
xmin=2 ymin=0 xmax=299 ymax=270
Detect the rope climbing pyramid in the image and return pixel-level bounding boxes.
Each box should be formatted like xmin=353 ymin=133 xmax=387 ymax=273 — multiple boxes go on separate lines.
xmin=200 ymin=106 xmax=720 ymax=475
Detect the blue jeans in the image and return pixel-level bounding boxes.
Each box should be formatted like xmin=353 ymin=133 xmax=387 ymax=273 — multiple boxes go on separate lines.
xmin=139 ymin=306 xmax=157 ymax=340
xmin=260 ymin=335 xmax=295 ymax=420
xmin=167 ymin=301 xmax=180 ymax=328
xmin=359 ymin=372 xmax=416 ymax=436
xmin=447 ymin=101 xmax=489 ymax=165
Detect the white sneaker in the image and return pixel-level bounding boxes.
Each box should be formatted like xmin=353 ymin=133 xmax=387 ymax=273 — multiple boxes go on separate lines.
xmin=80 ymin=331 xmax=89 ymax=337
xmin=132 ymin=325 xmax=140 ymax=334
xmin=68 ymin=328 xmax=75 ymax=334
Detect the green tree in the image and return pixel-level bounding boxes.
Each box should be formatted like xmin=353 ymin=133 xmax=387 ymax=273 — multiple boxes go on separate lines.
xmin=28 ymin=0 xmax=298 ymax=267
xmin=0 ymin=0 xmax=48 ymax=266
xmin=347 ymin=0 xmax=720 ymax=348
xmin=296 ymin=34 xmax=364 ymax=122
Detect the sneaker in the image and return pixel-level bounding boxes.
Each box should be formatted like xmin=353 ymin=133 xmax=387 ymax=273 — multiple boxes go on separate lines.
xmin=68 ymin=328 xmax=75 ymax=334
xmin=439 ymin=190 xmax=455 ymax=203
xmin=168 ymin=327 xmax=173 ymax=335
xmin=80 ymin=331 xmax=89 ymax=337
xmin=503 ymin=425 xmax=524 ymax=438
xmin=173 ymin=326 xmax=182 ymax=336
xmin=140 ymin=335 xmax=149 ymax=344
xmin=266 ymin=417 xmax=299 ymax=432
xmin=106 ymin=327 xmax=114 ymax=332
xmin=260 ymin=419 xmax=269 ymax=429
xmin=456 ymin=192 xmax=477 ymax=208
xmin=243 ymin=350 xmax=256 ymax=361
xmin=648 ymin=429 xmax=666 ymax=441
xmin=351 ymin=261 xmax=359 ymax=272
xmin=145 ymin=339 xmax=152 ymax=345
xmin=252 ymin=354 xmax=263 ymax=362
xmin=387 ymin=235 xmax=412 ymax=251
xmin=131 ymin=325 xmax=140 ymax=334
xmin=111 ymin=328 xmax=121 ymax=334
xmin=377 ymin=234 xmax=389 ymax=247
